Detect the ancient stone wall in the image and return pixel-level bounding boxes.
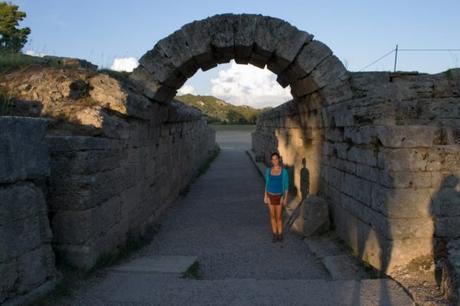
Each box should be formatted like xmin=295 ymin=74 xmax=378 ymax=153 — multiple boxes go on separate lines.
xmin=0 ymin=68 xmax=218 ymax=270
xmin=251 ymin=69 xmax=460 ymax=284
xmin=0 ymin=117 xmax=57 ymax=305
xmin=46 ymin=103 xmax=217 ymax=269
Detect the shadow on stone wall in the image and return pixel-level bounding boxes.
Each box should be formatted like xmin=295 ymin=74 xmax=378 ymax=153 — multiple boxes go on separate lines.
xmin=300 ymin=157 xmax=310 ymax=200
xmin=0 ymin=66 xmax=218 ymax=273
xmin=430 ymin=174 xmax=460 ymax=302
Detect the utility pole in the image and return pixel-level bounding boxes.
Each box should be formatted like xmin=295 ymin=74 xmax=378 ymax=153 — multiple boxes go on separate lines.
xmin=393 ymin=44 xmax=398 ymax=72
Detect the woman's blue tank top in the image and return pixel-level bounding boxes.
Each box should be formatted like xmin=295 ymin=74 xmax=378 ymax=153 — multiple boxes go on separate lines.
xmin=267 ymin=168 xmax=283 ymax=194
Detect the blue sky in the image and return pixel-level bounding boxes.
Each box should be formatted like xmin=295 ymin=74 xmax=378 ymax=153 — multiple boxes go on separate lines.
xmin=11 ymin=0 xmax=460 ymax=106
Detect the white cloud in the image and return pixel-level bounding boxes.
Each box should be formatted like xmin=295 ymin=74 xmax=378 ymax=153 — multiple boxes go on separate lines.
xmin=110 ymin=57 xmax=139 ymax=72
xmin=177 ymin=84 xmax=197 ymax=95
xmin=210 ymin=60 xmax=291 ymax=108
xmin=23 ymin=50 xmax=46 ymax=57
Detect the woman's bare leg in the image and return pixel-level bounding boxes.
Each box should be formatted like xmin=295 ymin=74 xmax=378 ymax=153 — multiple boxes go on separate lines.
xmin=274 ymin=204 xmax=283 ymax=235
xmin=268 ymin=204 xmax=278 ymax=234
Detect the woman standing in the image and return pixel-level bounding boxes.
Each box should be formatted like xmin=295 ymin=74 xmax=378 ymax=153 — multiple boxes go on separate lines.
xmin=264 ymin=152 xmax=289 ymax=242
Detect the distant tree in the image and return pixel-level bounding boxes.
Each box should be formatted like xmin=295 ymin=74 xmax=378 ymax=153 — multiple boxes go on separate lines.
xmin=0 ymin=2 xmax=30 ymax=52
xmin=227 ymin=109 xmax=246 ymax=124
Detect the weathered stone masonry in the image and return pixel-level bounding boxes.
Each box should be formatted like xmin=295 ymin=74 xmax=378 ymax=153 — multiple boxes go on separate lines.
xmin=252 ymin=69 xmax=460 ymax=295
xmin=1 ymin=11 xmax=459 ymax=304
xmin=0 ymin=117 xmax=57 ymax=305
xmin=126 ymin=13 xmax=459 ymax=296
xmin=0 ymin=68 xmax=217 ymax=304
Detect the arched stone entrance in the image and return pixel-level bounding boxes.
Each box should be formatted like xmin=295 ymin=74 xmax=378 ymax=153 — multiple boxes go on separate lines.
xmin=129 ymin=13 xmax=353 ymax=198
xmin=126 ymin=13 xmax=460 ymax=291
xmin=129 ymin=13 xmax=351 ymax=109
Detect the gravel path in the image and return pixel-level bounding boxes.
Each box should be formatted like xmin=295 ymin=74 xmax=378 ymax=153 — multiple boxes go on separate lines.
xmin=131 ymin=145 xmax=329 ymax=280
xmin=56 ymin=127 xmax=413 ymax=306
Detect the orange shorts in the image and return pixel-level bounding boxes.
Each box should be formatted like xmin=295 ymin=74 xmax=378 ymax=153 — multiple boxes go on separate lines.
xmin=268 ymin=193 xmax=282 ymax=205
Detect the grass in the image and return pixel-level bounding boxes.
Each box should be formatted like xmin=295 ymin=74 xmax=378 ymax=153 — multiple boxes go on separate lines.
xmin=0 ymin=87 xmax=13 ymax=116
xmin=89 ymin=224 xmax=161 ymax=273
xmin=0 ymin=51 xmax=51 ymax=74
xmin=444 ymin=69 xmax=454 ymax=80
xmin=197 ymin=144 xmax=220 ymax=177
xmin=97 ymin=68 xmax=131 ymax=82
xmin=181 ymin=261 xmax=202 ymax=279
xmin=178 ymin=144 xmax=221 ymax=196
xmin=31 ymin=223 xmax=161 ymax=306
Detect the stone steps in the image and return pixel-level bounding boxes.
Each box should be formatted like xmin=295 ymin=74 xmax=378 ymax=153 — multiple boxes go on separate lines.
xmin=69 ymin=271 xmax=414 ymax=305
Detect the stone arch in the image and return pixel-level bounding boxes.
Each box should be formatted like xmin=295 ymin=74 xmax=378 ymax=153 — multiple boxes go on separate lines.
xmin=129 ymin=13 xmax=352 ymax=114
xmin=129 ymin=13 xmax=355 ymax=200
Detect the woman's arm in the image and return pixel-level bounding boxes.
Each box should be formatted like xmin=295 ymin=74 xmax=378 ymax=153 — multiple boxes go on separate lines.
xmin=264 ymin=168 xmax=270 ymax=204
xmin=282 ymin=169 xmax=289 ymax=205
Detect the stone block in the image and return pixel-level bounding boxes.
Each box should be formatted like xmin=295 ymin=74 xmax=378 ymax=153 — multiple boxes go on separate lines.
xmin=267 ymin=27 xmax=312 ymax=74
xmin=0 ymin=261 xmax=18 ymax=303
xmin=376 ymin=125 xmax=439 ymax=148
xmin=291 ymin=76 xmax=319 ymax=97
xmin=208 ymin=14 xmax=235 ymax=63
xmin=321 ymin=79 xmax=353 ymax=105
xmin=278 ymin=40 xmax=332 ymax=84
xmin=342 ymin=173 xmax=373 ymax=204
xmin=379 ymin=170 xmax=432 ymax=188
xmin=0 ymin=184 xmax=44 ymax=227
xmin=343 ymin=126 xmax=376 ymax=145
xmin=129 ymin=65 xmax=164 ymax=101
xmin=326 ymin=103 xmax=355 ymax=127
xmin=234 ymin=14 xmax=259 ymax=62
xmin=371 ymin=184 xmax=434 ymax=218
xmin=50 ymin=148 xmax=123 ymax=176
xmin=16 ymin=245 xmax=55 ymax=292
xmin=0 ymin=117 xmax=49 ymax=183
xmin=0 ymin=191 xmax=47 ymax=263
xmin=180 ymin=18 xmax=215 ymax=70
xmin=51 ymin=195 xmax=122 ymax=245
xmin=47 ymin=135 xmax=122 ymax=153
xmin=347 ymin=146 xmax=378 ymax=167
xmin=331 ymin=201 xmax=434 ymax=276
xmin=251 ymin=16 xmax=288 ymax=67
xmin=376 ymin=147 xmax=458 ymax=172
xmin=156 ymin=29 xmax=199 ymax=78
xmin=339 ymin=191 xmax=434 ymax=240
xmin=138 ymin=45 xmax=186 ymax=88
xmin=302 ymin=195 xmax=330 ymax=236
xmin=310 ymin=55 xmax=348 ymax=89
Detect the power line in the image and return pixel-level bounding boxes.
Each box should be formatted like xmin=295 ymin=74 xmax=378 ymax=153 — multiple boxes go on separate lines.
xmin=357 ymin=46 xmax=460 ymax=72
xmin=398 ymin=48 xmax=460 ymax=51
xmin=357 ymin=48 xmax=396 ymax=72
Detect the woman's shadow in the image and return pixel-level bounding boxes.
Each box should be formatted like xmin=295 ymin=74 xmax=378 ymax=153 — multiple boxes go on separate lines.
xmin=300 ymin=157 xmax=310 ymax=200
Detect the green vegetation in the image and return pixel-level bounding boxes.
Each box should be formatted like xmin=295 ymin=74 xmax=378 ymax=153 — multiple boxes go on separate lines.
xmin=175 ymin=94 xmax=271 ymax=124
xmin=0 ymin=50 xmax=51 ymax=74
xmin=0 ymin=2 xmax=30 ymax=53
xmin=196 ymin=144 xmax=220 ymax=177
xmin=179 ymin=145 xmax=220 ymax=196
xmin=98 ymin=68 xmax=131 ymax=82
xmin=444 ymin=69 xmax=454 ymax=80
xmin=0 ymin=86 xmax=12 ymax=115
xmin=89 ymin=224 xmax=161 ymax=273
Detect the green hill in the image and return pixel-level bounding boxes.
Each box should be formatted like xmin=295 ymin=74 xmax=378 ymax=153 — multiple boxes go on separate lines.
xmin=175 ymin=94 xmax=271 ymax=124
